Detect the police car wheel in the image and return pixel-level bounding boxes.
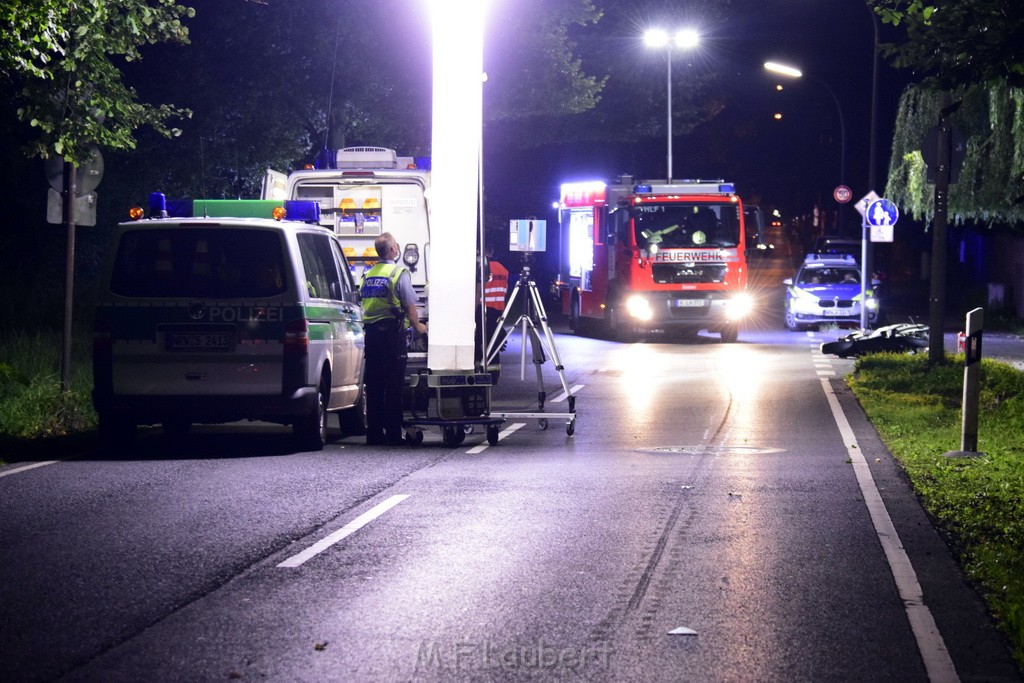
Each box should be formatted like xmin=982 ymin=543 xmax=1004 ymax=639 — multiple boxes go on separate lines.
xmin=295 ymin=377 xmax=328 ymax=451
xmin=720 ymin=323 xmax=739 ymax=343
xmin=784 ymin=307 xmax=802 ymax=332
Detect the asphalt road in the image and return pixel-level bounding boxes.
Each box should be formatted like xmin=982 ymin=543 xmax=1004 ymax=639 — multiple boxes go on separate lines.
xmin=1 ymin=251 xmax=1021 ymax=682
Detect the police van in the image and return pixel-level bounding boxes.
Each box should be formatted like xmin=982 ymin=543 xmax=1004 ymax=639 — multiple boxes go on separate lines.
xmin=92 ymin=194 xmax=365 ymax=450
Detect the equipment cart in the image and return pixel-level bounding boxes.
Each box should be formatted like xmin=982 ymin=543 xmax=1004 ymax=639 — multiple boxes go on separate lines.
xmin=402 ymin=370 xmax=506 ymax=446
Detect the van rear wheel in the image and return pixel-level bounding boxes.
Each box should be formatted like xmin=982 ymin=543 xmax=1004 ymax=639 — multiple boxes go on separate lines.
xmin=295 ymin=377 xmax=328 ymax=451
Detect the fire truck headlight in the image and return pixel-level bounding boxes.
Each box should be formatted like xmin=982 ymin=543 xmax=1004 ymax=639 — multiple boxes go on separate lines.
xmin=626 ymin=295 xmax=653 ymax=321
xmin=725 ymin=293 xmax=754 ymax=321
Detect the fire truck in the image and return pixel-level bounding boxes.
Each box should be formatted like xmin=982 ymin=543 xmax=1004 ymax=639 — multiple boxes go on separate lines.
xmin=557 ymin=177 xmax=755 ymax=342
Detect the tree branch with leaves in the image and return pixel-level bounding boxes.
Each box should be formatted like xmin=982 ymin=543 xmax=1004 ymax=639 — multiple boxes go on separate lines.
xmin=0 ymin=0 xmax=195 ymax=165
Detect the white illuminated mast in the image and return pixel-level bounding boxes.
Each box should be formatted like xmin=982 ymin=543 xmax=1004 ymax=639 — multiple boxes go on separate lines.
xmin=427 ymin=2 xmax=486 ymax=371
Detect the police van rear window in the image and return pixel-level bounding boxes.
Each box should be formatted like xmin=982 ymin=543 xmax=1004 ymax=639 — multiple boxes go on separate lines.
xmin=110 ymin=229 xmax=287 ymax=298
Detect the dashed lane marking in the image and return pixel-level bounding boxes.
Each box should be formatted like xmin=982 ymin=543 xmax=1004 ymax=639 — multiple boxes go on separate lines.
xmin=465 ymin=422 xmax=526 ymax=455
xmin=277 ymin=494 xmax=410 ymax=568
xmin=551 ymin=384 xmax=585 ymax=403
xmin=0 ymin=460 xmax=64 ymax=479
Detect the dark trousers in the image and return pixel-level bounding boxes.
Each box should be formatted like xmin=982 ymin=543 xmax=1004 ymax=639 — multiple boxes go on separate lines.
xmin=364 ymin=320 xmax=407 ymax=442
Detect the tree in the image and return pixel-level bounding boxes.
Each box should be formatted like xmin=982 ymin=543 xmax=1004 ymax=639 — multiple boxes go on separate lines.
xmin=0 ymin=0 xmax=196 ymax=165
xmin=872 ymin=0 xmax=1024 ymax=227
xmin=885 ymin=83 xmax=1024 ymax=225
xmin=871 ymin=1 xmax=1024 ymax=89
xmin=484 ymin=0 xmax=731 ymax=150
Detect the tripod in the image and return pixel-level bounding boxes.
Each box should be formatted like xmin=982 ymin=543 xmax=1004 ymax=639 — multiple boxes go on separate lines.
xmin=485 ymin=263 xmax=576 ymax=433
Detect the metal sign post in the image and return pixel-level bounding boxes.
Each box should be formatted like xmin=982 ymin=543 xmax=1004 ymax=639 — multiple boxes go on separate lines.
xmin=859 ymin=194 xmax=898 ymax=330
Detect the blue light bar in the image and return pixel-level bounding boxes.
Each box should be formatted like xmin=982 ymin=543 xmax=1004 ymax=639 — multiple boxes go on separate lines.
xmin=414 ymin=156 xmax=432 ymax=170
xmin=149 ymin=196 xmax=321 ymax=222
xmin=166 ymin=199 xmax=193 ymax=217
xmin=718 ymin=183 xmax=736 ymax=193
xmin=314 ymin=147 xmax=336 ymax=170
xmin=634 ymin=184 xmax=653 ymax=193
xmin=149 ymin=192 xmax=168 ymax=218
xmin=283 ymin=200 xmax=321 ymax=223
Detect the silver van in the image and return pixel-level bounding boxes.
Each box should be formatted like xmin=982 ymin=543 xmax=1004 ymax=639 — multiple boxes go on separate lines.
xmin=92 ymin=197 xmax=365 ymax=450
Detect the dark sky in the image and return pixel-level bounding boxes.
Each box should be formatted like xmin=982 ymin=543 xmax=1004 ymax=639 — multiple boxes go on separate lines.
xmin=482 ymin=0 xmax=913 ymax=229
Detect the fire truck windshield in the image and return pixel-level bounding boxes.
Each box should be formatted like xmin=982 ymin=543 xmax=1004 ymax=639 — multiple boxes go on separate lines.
xmin=633 ymin=202 xmax=740 ymax=250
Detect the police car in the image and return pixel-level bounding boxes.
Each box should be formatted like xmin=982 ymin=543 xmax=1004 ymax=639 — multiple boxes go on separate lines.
xmin=92 ymin=194 xmax=365 ymax=450
xmin=783 ymin=254 xmax=879 ymax=331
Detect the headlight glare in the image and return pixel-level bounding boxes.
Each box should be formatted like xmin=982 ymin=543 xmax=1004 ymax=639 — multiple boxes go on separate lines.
xmin=625 ymin=295 xmax=653 ymax=321
xmin=725 ymin=293 xmax=754 ymax=320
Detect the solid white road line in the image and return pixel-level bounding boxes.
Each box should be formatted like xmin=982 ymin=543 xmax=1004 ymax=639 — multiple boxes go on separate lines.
xmin=551 ymin=384 xmax=585 ymax=403
xmin=0 ymin=460 xmax=62 ymax=479
xmin=465 ymin=422 xmax=526 ymax=454
xmin=277 ymin=494 xmax=410 ymax=568
xmin=820 ymin=378 xmax=959 ymax=683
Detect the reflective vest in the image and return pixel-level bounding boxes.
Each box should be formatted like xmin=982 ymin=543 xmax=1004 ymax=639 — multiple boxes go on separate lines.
xmin=360 ymin=262 xmax=407 ymax=325
xmin=484 ymin=260 xmax=508 ymax=312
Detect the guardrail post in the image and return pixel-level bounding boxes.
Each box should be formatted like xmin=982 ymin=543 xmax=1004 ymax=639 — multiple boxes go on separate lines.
xmin=944 ymin=307 xmax=984 ymax=458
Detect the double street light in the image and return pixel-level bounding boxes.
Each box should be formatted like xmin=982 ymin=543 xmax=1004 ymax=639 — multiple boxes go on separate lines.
xmin=644 ymin=28 xmax=700 ymax=183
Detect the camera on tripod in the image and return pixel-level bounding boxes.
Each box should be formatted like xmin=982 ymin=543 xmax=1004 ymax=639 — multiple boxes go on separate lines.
xmin=509 ymin=217 xmax=547 ymax=254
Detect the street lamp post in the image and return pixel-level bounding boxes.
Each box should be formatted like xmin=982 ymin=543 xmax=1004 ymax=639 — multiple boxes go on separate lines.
xmin=644 ymin=28 xmax=699 ymax=183
xmin=764 ymin=61 xmax=846 ymax=190
xmin=766 ymin=60 xmax=875 ymax=329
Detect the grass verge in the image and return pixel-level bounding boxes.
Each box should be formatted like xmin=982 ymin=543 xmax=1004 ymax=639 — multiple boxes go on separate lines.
xmin=849 ymin=353 xmax=1024 ymax=666
xmin=0 ymin=331 xmax=97 ymax=464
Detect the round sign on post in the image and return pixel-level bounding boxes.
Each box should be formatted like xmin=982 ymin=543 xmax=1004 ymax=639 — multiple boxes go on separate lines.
xmin=866 ymin=197 xmax=898 ymax=243
xmin=45 ymin=145 xmax=104 ymax=193
xmin=866 ymin=198 xmax=899 ymax=227
xmin=833 ymin=185 xmax=852 ymax=204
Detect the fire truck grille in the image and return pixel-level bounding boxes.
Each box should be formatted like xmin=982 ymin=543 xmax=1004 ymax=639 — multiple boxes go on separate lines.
xmin=653 ymin=264 xmax=727 ymax=285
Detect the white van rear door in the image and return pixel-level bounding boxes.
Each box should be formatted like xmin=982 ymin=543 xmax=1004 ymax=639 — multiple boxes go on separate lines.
xmin=262 ymin=169 xmax=289 ymax=200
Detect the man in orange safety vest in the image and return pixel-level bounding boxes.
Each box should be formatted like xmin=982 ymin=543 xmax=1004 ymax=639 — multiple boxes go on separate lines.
xmin=483 ymin=245 xmax=508 ymax=353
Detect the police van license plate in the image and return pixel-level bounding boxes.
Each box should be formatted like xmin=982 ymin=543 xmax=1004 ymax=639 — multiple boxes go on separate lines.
xmin=674 ymin=299 xmax=706 ymax=307
xmin=166 ymin=332 xmax=233 ymax=351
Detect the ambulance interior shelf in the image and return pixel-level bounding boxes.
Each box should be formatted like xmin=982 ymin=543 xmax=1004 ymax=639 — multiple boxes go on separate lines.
xmin=293 ymin=185 xmax=384 ymax=237
xmin=333 ymin=196 xmax=382 ymax=237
